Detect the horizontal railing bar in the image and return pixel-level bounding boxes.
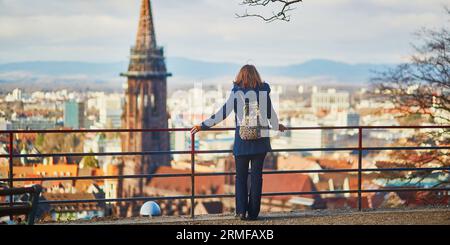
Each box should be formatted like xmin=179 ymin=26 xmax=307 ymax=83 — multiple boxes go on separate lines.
xmin=194 ymin=191 xmax=359 ymax=199
xmin=198 ymin=126 xmax=450 ymax=131
xmin=5 ymin=146 xmax=449 ymax=159
xmin=36 ymin=187 xmax=450 ymax=204
xmin=259 ymin=169 xmax=359 ymax=175
xmin=194 ymin=169 xmax=361 ymax=177
xmin=190 ymin=188 xmax=450 ymax=199
xmin=271 ymin=147 xmax=359 ymax=153
xmin=12 ymin=150 xmax=192 ymax=158
xmin=195 ymin=167 xmax=450 ymax=176
xmin=365 ymin=167 xmax=450 ymax=172
xmin=1 ymin=125 xmax=449 ymax=135
xmin=364 ymin=146 xmax=450 ymax=151
xmin=39 ymin=195 xmax=193 ymax=204
xmin=194 ymin=150 xmax=233 ymax=154
xmin=259 ymin=167 xmax=450 ymax=175
xmin=2 ymin=148 xmax=355 ymax=158
xmin=2 ymin=167 xmax=449 ymax=182
xmin=285 ymin=126 xmax=366 ymax=130
xmin=0 ymin=128 xmax=192 ymax=134
xmin=0 ymin=173 xmax=193 ymax=182
xmin=362 ymin=188 xmax=450 ymax=193
xmin=287 ymin=126 xmax=450 ymax=130
xmin=272 ymin=146 xmax=450 ymax=153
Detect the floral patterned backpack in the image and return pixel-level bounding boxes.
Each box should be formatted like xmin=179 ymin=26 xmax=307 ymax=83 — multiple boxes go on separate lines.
xmin=239 ymin=94 xmax=262 ymax=141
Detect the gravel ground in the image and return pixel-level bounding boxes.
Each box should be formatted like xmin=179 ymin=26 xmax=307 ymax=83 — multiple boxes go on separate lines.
xmin=173 ymin=209 xmax=450 ymax=225
xmin=43 ymin=207 xmax=450 ymax=225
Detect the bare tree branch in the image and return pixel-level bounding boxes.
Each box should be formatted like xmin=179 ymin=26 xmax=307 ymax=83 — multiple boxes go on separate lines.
xmin=236 ymin=0 xmax=303 ymax=22
xmin=371 ymin=7 xmax=450 ymax=189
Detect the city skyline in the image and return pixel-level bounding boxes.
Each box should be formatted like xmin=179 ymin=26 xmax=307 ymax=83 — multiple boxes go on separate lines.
xmin=0 ymin=0 xmax=448 ymax=66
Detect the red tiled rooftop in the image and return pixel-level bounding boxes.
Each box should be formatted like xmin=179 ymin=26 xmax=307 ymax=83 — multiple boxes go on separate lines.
xmin=148 ymin=166 xmax=225 ymax=195
xmin=317 ymin=159 xmax=353 ymax=169
xmin=262 ymin=173 xmax=317 ymax=201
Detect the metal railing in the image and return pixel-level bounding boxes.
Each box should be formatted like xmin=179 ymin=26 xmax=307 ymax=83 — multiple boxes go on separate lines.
xmin=0 ymin=125 xmax=449 ymax=219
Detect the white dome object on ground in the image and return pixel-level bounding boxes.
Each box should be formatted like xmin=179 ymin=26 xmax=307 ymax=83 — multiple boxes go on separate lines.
xmin=140 ymin=201 xmax=161 ymax=217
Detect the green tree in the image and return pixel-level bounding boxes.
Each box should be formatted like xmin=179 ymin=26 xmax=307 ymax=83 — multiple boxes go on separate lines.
xmin=35 ymin=133 xmax=45 ymax=148
xmin=80 ymin=150 xmax=99 ymax=168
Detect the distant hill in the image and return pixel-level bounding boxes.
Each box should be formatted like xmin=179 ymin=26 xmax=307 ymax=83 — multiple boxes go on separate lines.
xmin=262 ymin=59 xmax=392 ymax=83
xmin=166 ymin=58 xmax=393 ymax=84
xmin=0 ymin=58 xmax=395 ymax=91
xmin=0 ymin=61 xmax=128 ymax=77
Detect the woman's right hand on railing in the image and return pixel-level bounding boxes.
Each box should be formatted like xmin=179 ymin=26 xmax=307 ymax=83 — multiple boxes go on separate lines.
xmin=279 ymin=124 xmax=287 ymax=132
xmin=191 ymin=125 xmax=202 ymax=134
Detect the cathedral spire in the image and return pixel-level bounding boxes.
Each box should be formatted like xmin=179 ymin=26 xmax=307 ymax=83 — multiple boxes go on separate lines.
xmin=135 ymin=0 xmax=157 ymax=49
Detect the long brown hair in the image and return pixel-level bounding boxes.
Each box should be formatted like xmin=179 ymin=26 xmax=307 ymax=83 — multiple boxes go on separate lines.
xmin=234 ymin=64 xmax=263 ymax=89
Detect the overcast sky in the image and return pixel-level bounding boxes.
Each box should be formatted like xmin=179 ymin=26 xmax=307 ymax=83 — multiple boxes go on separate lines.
xmin=0 ymin=0 xmax=447 ymax=66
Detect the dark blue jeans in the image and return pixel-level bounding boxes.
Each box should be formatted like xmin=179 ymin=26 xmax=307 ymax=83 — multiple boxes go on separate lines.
xmin=235 ymin=153 xmax=267 ymax=218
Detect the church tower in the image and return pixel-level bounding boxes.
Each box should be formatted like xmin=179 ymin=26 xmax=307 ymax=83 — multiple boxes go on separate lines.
xmin=119 ymin=0 xmax=171 ymax=216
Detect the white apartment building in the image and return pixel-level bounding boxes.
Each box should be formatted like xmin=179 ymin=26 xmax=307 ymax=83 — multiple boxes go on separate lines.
xmin=322 ymin=110 xmax=360 ymax=127
xmin=289 ymin=118 xmax=332 ymax=157
xmin=5 ymin=88 xmax=23 ymax=102
xmin=311 ymin=89 xmax=350 ymax=113
xmin=99 ymin=93 xmax=123 ymax=129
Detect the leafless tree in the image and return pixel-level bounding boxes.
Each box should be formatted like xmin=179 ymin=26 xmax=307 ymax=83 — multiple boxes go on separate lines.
xmin=236 ymin=0 xmax=303 ymax=22
xmin=371 ymin=8 xmax=449 ymax=190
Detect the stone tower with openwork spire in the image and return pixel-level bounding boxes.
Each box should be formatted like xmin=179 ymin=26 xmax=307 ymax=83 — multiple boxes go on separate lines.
xmin=119 ymin=0 xmax=171 ymax=216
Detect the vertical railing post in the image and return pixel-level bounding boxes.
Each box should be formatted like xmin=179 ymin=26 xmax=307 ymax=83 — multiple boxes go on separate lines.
xmin=357 ymin=127 xmax=363 ymax=211
xmin=8 ymin=132 xmax=14 ymax=220
xmin=190 ymin=132 xmax=196 ymax=219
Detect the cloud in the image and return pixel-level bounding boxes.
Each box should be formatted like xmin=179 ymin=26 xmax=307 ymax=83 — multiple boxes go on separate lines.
xmin=0 ymin=0 xmax=447 ymax=65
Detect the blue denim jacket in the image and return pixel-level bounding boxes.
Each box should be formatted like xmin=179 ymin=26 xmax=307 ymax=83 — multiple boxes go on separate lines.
xmin=201 ymin=82 xmax=278 ymax=156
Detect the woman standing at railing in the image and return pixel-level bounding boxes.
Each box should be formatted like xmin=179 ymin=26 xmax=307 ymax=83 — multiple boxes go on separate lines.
xmin=191 ymin=64 xmax=286 ymax=221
